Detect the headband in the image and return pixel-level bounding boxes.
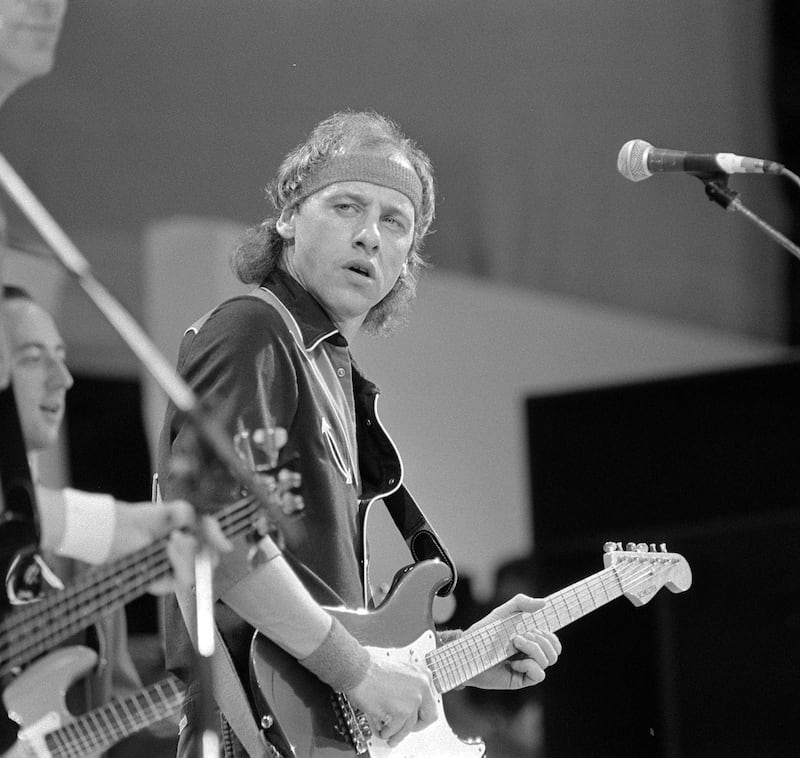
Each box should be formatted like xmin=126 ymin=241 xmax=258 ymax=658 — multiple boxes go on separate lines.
xmin=296 ymin=153 xmax=423 ymax=217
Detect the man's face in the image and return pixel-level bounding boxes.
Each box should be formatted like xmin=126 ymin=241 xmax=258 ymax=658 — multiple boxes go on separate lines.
xmin=278 ymin=176 xmax=415 ymax=336
xmin=4 ymin=298 xmax=72 ymax=452
xmin=0 ymin=0 xmax=67 ymax=80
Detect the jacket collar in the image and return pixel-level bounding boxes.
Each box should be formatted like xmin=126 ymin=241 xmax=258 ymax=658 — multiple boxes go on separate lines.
xmin=262 ymin=269 xmax=349 ymax=350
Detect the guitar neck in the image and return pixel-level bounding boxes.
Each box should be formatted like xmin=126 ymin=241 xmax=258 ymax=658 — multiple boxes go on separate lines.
xmin=429 ymin=564 xmax=625 ymax=693
xmin=43 ymin=675 xmax=185 ymax=756
xmin=0 ymin=495 xmax=259 ymax=678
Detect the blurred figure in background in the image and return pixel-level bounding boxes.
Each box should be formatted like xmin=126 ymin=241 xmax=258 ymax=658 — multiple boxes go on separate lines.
xmin=2 ymin=285 xmax=189 ymax=755
xmin=0 ymin=8 xmax=229 ymax=752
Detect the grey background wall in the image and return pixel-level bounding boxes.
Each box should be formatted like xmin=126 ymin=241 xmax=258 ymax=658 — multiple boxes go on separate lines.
xmin=0 ymin=0 xmax=791 ymax=373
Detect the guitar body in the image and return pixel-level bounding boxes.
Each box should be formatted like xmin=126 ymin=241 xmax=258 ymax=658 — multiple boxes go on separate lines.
xmin=2 ymin=646 xmax=185 ymax=758
xmin=3 ymin=645 xmax=97 ymax=755
xmin=249 ymin=560 xmax=485 ymax=757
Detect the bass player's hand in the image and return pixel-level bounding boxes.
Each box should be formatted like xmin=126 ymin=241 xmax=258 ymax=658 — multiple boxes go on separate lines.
xmin=345 ymin=646 xmax=438 ymax=747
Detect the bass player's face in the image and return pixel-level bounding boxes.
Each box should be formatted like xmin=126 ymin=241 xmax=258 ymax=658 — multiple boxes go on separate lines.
xmin=4 ymin=298 xmax=73 ymax=452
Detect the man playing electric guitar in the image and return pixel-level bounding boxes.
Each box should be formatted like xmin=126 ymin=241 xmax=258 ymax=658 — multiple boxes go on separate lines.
xmin=158 ymin=111 xmax=562 ymax=756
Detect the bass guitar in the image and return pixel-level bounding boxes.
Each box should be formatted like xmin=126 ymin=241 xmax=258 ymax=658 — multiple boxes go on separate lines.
xmin=0 ymin=419 xmax=295 ymax=753
xmin=250 ymin=542 xmax=692 ymax=757
xmin=0 ymin=486 xmax=282 ymax=683
xmin=3 ymin=646 xmax=184 ymax=757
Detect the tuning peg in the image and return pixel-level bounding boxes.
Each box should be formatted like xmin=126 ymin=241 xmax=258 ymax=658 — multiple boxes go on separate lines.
xmin=626 ymin=541 xmax=636 ymax=551
xmin=603 ymin=541 xmax=618 ymax=553
xmin=253 ymin=425 xmax=288 ymax=469
xmin=636 ymin=542 xmax=649 ymax=553
xmin=659 ymin=543 xmax=668 ymax=552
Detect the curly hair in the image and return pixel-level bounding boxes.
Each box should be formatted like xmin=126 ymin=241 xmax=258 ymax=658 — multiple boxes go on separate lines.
xmin=231 ymin=111 xmax=436 ymax=335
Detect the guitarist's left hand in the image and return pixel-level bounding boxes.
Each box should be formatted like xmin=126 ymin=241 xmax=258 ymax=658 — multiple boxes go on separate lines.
xmin=462 ymin=594 xmax=562 ymax=690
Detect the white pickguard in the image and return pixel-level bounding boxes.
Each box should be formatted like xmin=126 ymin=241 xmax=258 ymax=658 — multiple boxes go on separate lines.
xmin=363 ymin=630 xmax=485 ymax=758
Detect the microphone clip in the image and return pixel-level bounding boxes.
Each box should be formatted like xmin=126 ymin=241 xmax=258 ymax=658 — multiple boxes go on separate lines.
xmin=696 ymin=172 xmax=739 ymax=211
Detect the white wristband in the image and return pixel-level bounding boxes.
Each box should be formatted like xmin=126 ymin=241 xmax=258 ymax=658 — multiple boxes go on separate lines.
xmin=56 ymin=488 xmax=116 ymax=565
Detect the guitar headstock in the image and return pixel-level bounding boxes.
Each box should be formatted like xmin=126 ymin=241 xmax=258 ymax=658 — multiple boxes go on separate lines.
xmin=169 ymin=415 xmax=303 ymax=554
xmin=232 ymin=418 xmax=303 ymax=519
xmin=603 ymin=541 xmax=692 ymax=607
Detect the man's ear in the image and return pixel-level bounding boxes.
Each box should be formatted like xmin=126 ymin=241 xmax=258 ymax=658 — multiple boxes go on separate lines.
xmin=276 ymin=208 xmax=296 ymax=240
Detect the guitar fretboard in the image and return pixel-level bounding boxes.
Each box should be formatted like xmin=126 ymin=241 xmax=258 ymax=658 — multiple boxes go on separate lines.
xmin=0 ymin=495 xmax=260 ymax=678
xmin=427 ymin=556 xmax=665 ymax=693
xmin=42 ymin=675 xmax=185 ymax=757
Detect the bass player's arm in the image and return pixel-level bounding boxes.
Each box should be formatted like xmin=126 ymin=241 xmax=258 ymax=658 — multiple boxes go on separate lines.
xmin=36 ymin=485 xmax=202 ymax=564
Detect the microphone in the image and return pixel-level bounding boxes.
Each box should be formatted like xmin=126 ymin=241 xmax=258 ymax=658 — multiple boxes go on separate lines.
xmin=617 ymin=139 xmax=784 ymax=182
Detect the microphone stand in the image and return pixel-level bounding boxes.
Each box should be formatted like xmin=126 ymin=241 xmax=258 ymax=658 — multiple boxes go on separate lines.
xmin=697 ymin=173 xmax=800 ymax=262
xmin=0 ymin=152 xmax=279 ymax=757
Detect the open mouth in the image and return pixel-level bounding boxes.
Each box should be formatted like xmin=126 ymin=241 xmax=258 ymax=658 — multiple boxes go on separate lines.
xmin=40 ymin=403 xmax=62 ymax=418
xmin=347 ymin=264 xmax=372 ymax=279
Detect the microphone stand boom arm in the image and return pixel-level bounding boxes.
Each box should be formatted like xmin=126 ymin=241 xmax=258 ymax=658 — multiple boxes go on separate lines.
xmin=698 ymin=172 xmax=800 ymax=262
xmin=0 ymin=152 xmax=278 ymax=757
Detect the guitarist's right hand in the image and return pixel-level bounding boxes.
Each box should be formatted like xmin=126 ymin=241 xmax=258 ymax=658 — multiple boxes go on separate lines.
xmin=345 ymin=646 xmax=438 ymax=747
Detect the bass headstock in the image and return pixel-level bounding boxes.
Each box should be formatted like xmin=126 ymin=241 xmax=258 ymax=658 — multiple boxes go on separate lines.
xmin=168 ymin=414 xmax=303 ymax=555
xmin=231 ymin=418 xmax=303 ymax=521
xmin=603 ymin=541 xmax=692 ymax=607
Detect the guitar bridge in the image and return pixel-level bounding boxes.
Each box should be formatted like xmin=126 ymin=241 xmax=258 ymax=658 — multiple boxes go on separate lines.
xmin=332 ymin=691 xmax=370 ymax=755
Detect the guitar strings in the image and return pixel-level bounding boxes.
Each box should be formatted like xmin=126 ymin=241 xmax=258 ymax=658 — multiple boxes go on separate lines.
xmin=44 ymin=677 xmax=185 ymax=757
xmin=430 ymin=561 xmax=648 ymax=678
xmin=430 ymin=560 xmax=665 ymax=690
xmin=428 ymin=563 xmax=638 ymax=691
xmin=428 ymin=560 xmax=669 ymax=692
xmin=0 ymin=495 xmax=260 ymax=674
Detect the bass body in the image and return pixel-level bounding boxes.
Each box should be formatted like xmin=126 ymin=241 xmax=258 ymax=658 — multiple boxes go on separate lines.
xmin=3 ymin=646 xmax=184 ymax=757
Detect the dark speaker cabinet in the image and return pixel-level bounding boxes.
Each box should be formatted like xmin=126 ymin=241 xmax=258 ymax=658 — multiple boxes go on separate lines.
xmin=526 ymin=359 xmax=800 ymax=757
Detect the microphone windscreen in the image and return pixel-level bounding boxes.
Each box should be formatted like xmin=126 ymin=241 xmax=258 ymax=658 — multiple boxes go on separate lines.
xmin=617 ymin=140 xmax=652 ymax=182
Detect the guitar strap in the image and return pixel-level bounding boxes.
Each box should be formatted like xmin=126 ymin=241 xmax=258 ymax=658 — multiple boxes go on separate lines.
xmin=380 ymin=485 xmax=457 ymax=598
xmin=154 ymin=471 xmax=277 ymax=757
xmin=173 ymin=585 xmax=278 ymax=758
xmin=0 ymin=384 xmax=46 ymax=609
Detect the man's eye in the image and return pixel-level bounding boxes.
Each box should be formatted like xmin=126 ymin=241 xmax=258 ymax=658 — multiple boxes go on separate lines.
xmin=383 ymin=215 xmax=405 ymax=231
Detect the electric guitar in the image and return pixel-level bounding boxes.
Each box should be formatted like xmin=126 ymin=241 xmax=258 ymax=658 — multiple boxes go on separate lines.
xmin=250 ymin=543 xmax=692 ymax=757
xmin=3 ymin=646 xmax=184 ymax=757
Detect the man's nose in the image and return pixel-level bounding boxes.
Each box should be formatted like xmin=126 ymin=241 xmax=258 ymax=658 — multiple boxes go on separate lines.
xmin=47 ymin=356 xmax=73 ymax=390
xmin=353 ymin=216 xmax=381 ymax=254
